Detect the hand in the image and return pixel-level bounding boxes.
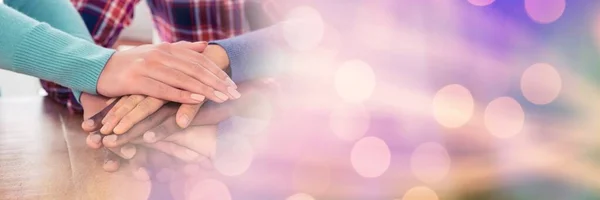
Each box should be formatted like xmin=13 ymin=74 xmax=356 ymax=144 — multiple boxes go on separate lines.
xmin=82 ymin=79 xmax=278 ymax=148
xmin=96 ymin=41 xmax=240 ymax=104
xmin=94 ymin=44 xmax=238 ymax=135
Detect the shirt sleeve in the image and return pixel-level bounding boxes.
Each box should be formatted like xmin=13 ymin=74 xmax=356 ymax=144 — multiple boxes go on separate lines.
xmin=71 ymin=0 xmax=140 ymax=48
xmin=0 ymin=2 xmax=115 ymax=95
xmin=209 ymin=23 xmax=292 ymax=83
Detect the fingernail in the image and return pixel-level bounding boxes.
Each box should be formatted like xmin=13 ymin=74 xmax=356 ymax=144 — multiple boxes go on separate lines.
xmin=226 ymin=77 xmax=237 ymax=88
xmin=103 ymin=135 xmax=118 ymax=146
xmin=83 ymin=119 xmax=94 ymax=128
xmin=227 ymin=87 xmax=241 ymax=99
xmin=190 ymin=94 xmax=205 ymax=102
xmin=143 ymin=131 xmax=157 ymax=143
xmin=90 ymin=134 xmax=102 ymax=144
xmin=120 ymin=144 xmax=137 ymax=159
xmin=100 ymin=125 xmax=111 ymax=134
xmin=178 ymin=115 xmax=190 ymax=128
xmin=156 ymin=168 xmax=173 ymax=182
xmin=104 ymin=159 xmax=115 ymax=165
xmin=133 ymin=167 xmax=150 ymax=181
xmin=213 ymin=91 xmax=229 ymax=101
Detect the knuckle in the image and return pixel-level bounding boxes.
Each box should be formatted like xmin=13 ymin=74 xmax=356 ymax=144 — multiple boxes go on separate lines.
xmin=121 ymin=115 xmax=135 ymax=124
xmin=179 ymin=89 xmax=188 ymax=99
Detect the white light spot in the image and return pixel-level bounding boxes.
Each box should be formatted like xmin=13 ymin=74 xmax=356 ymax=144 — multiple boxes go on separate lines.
xmin=214 ymin=135 xmax=254 ymax=176
xmin=351 ymin=137 xmax=391 ymax=178
xmin=432 ymin=84 xmax=474 ymax=128
xmin=410 ymin=142 xmax=451 ymax=183
xmin=334 ymin=60 xmax=376 ymax=103
xmin=521 ymin=63 xmax=562 ymax=105
xmin=484 ymin=97 xmax=525 ymax=138
xmin=283 ymin=6 xmax=325 ymax=51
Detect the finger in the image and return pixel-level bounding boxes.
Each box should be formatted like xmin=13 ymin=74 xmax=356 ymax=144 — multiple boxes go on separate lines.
xmin=129 ymin=147 xmax=151 ymax=181
xmin=135 ymin=77 xmax=205 ymax=104
xmin=147 ymin=65 xmax=228 ymax=103
xmin=82 ymin=98 xmax=122 ymax=132
xmin=175 ymin=102 xmax=204 ymax=129
xmin=169 ymin=44 xmax=233 ymax=85
xmin=86 ymin=132 xmax=103 ymax=149
xmin=106 ymin=143 xmax=137 ymax=160
xmin=159 ymin=51 xmax=239 ymax=100
xmin=101 ymin=95 xmax=146 ymax=134
xmin=103 ymin=148 xmax=122 ymax=172
xmin=101 ymin=97 xmax=128 ymax=125
xmin=113 ymin=97 xmax=167 ymax=134
xmin=104 ymin=104 xmax=177 ymax=148
xmin=141 ymin=141 xmax=201 ymax=163
xmin=140 ymin=116 xmax=181 ymax=144
xmin=172 ymin=41 xmax=208 ymax=53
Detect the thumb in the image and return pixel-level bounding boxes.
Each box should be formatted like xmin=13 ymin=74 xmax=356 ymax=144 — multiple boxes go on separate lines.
xmin=174 ymin=41 xmax=208 ymax=53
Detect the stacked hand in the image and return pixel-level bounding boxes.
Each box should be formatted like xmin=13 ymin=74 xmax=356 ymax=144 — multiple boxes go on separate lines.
xmin=96 ymin=41 xmax=239 ymax=104
xmin=79 ymin=79 xmax=278 ymax=183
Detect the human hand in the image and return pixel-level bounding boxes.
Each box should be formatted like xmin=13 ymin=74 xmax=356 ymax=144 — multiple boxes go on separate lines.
xmin=96 ymin=41 xmax=240 ymax=104
xmin=82 ymin=79 xmax=278 ymax=148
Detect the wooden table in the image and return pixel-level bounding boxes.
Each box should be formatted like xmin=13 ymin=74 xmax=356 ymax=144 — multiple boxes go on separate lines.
xmin=0 ymin=97 xmax=152 ymax=200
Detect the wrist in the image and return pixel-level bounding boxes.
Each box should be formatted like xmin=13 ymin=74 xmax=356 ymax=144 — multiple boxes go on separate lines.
xmin=203 ymin=44 xmax=230 ymax=71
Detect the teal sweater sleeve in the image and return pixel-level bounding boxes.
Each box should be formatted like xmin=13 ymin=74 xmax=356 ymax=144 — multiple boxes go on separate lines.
xmin=0 ymin=2 xmax=115 ymax=95
xmin=5 ymin=0 xmax=104 ymax=100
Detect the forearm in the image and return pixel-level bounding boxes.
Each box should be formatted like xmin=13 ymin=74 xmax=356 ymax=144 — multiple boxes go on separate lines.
xmin=0 ymin=3 xmax=114 ymax=95
xmin=7 ymin=0 xmax=105 ymax=101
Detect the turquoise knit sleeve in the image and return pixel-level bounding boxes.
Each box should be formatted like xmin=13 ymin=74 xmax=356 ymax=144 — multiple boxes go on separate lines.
xmin=5 ymin=0 xmax=102 ymax=100
xmin=0 ymin=3 xmax=115 ymax=95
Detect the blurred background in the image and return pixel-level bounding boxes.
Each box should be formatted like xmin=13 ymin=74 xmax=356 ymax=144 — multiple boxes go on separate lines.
xmin=2 ymin=0 xmax=600 ymax=199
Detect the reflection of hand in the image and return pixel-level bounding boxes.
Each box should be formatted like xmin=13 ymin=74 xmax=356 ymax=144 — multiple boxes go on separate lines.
xmin=97 ymin=41 xmax=238 ymax=104
xmin=107 ymin=126 xmax=217 ymax=182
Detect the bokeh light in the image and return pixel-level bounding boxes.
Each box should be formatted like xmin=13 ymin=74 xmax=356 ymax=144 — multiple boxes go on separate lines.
xmin=214 ymin=135 xmax=254 ymax=176
xmin=329 ymin=104 xmax=371 ymax=141
xmin=432 ymin=84 xmax=474 ymax=128
xmin=283 ymin=6 xmax=325 ymax=51
xmin=292 ymin=157 xmax=331 ymax=195
xmin=521 ymin=63 xmax=562 ymax=105
xmin=334 ymin=60 xmax=376 ymax=103
xmin=188 ymin=179 xmax=232 ymax=200
xmin=402 ymin=186 xmax=439 ymax=200
xmin=351 ymin=136 xmax=391 ymax=178
xmin=484 ymin=97 xmax=525 ymax=138
xmin=410 ymin=142 xmax=451 ymax=183
xmin=468 ymin=0 xmax=495 ymax=6
xmin=524 ymin=0 xmax=566 ymax=24
xmin=286 ymin=193 xmax=316 ymax=200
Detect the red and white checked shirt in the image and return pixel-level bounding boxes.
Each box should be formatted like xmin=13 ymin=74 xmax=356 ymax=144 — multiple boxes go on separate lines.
xmin=41 ymin=0 xmax=277 ymax=113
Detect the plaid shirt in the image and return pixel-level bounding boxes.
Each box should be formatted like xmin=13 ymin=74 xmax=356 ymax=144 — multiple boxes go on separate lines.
xmin=41 ymin=0 xmax=275 ymax=113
